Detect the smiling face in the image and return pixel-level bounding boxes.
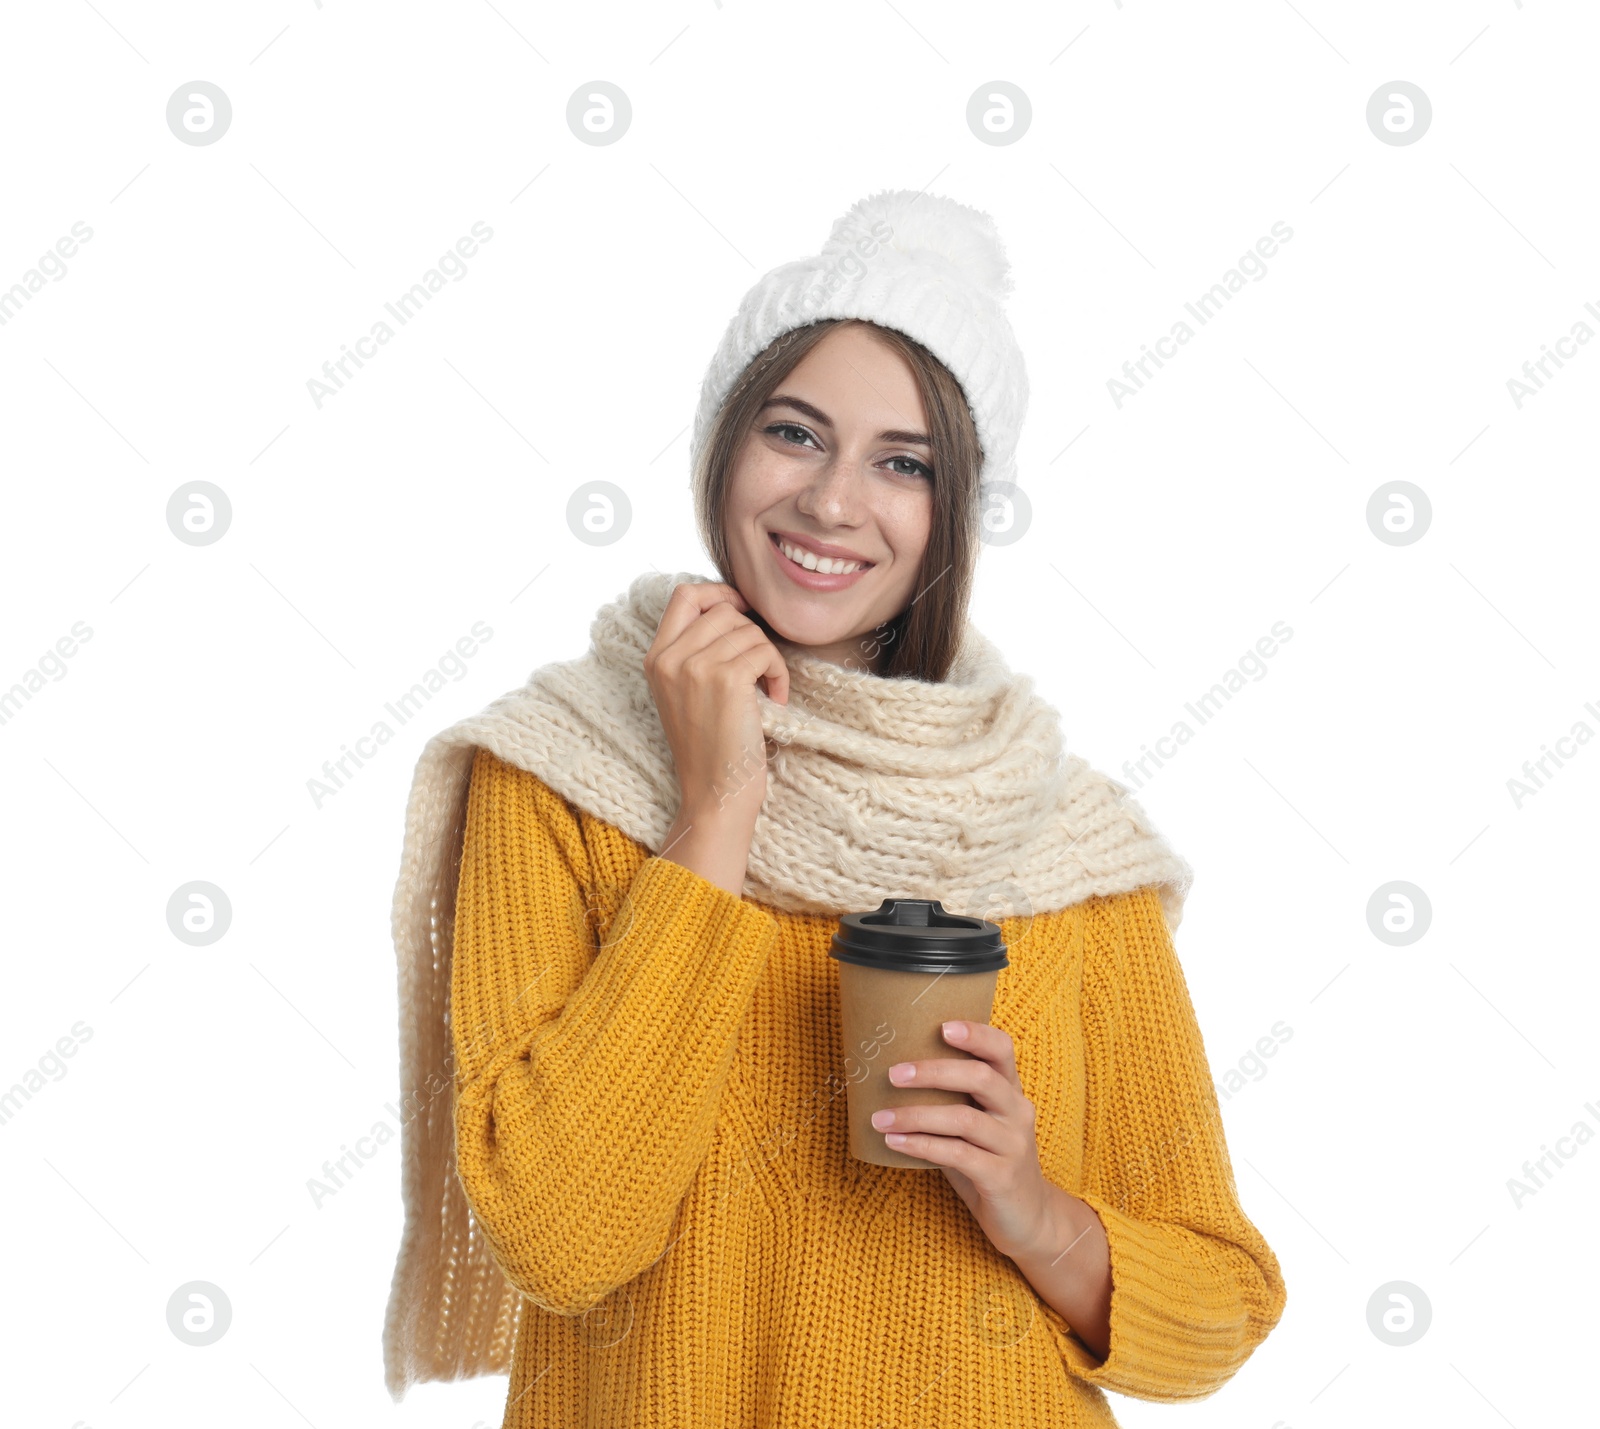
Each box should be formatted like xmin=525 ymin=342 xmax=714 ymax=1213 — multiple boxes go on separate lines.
xmin=722 ymin=323 xmax=936 ymax=670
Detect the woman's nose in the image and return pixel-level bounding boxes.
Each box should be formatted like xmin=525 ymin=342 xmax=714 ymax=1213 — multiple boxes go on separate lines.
xmin=798 ymin=459 xmax=861 ymax=522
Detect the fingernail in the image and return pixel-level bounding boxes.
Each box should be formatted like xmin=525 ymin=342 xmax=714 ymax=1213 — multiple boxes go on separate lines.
xmin=888 ymin=1063 xmax=914 ymax=1082
xmin=943 ymin=1021 xmax=966 ymax=1041
xmin=871 ymin=1110 xmax=895 ymax=1129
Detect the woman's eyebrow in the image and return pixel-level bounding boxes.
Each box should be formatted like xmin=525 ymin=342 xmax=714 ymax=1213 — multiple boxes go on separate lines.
xmin=760 ymin=394 xmax=932 ymax=448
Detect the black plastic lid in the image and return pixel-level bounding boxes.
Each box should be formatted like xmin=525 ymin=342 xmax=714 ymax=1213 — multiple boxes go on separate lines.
xmin=829 ymin=898 xmax=1008 ymax=974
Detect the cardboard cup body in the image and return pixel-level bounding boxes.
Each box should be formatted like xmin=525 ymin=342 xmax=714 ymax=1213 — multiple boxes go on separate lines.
xmin=838 ymin=961 xmax=1001 ymax=1168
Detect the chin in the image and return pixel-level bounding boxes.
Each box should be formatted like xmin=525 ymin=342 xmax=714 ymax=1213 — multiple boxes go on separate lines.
xmin=752 ymin=592 xmax=860 ymax=648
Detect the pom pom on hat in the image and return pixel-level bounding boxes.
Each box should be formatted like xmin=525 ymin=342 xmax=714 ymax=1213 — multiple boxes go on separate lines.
xmin=819 ymin=188 xmax=1015 ymax=300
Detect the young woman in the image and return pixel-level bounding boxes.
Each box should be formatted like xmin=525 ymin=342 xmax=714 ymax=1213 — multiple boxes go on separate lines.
xmin=382 ymin=190 xmax=1287 ymax=1427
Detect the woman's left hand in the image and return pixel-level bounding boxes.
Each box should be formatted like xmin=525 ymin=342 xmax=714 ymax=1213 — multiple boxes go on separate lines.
xmin=871 ymin=1020 xmax=1054 ymax=1261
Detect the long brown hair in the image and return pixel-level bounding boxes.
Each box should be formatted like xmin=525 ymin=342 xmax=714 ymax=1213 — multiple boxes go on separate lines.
xmin=693 ymin=318 xmax=984 ymax=683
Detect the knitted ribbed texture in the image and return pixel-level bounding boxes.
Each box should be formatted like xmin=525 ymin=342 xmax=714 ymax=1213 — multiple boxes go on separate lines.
xmin=448 ymin=752 xmax=1285 ymax=1426
xmin=380 ymin=568 xmax=1199 ymax=1401
xmin=454 ymin=568 xmax=1189 ymax=926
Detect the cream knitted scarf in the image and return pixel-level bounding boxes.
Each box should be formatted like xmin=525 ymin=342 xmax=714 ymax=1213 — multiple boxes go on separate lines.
xmin=381 ymin=568 xmax=1193 ymax=1400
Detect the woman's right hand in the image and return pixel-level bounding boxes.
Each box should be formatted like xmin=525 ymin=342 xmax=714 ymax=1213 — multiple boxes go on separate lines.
xmin=643 ymin=582 xmax=790 ymax=894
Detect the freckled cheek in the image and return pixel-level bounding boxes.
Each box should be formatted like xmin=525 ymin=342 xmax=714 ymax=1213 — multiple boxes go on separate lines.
xmin=737 ymin=455 xmax=812 ymax=511
xmin=872 ymin=495 xmax=933 ymax=566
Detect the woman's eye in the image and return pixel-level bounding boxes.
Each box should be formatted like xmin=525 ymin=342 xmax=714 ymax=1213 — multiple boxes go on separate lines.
xmin=766 ymin=422 xmax=817 ymax=448
xmin=887 ymin=455 xmax=934 ymax=479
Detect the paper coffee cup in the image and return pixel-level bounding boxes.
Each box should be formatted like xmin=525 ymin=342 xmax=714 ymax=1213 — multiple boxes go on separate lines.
xmin=830 ymin=898 xmax=1009 ymax=1169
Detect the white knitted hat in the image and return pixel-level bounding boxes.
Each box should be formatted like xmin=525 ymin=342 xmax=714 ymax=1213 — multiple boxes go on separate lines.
xmin=688 ymin=188 xmax=1030 ymax=496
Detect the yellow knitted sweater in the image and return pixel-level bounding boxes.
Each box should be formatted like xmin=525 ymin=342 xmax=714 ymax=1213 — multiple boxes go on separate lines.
xmin=450 ymin=748 xmax=1287 ymax=1427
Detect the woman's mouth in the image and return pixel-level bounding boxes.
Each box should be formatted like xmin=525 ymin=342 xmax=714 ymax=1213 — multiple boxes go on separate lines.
xmin=767 ymin=530 xmax=875 ymax=591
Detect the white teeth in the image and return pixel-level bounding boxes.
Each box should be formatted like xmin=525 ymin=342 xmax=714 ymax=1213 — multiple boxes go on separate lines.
xmin=777 ymin=537 xmax=865 ymax=575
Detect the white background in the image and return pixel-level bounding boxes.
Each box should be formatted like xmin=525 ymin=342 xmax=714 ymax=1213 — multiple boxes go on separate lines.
xmin=2 ymin=1 xmax=1596 ymax=1426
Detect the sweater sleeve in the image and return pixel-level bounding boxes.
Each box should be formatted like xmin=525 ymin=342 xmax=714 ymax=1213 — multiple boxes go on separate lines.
xmin=1036 ymin=886 xmax=1288 ymax=1400
xmin=449 ymin=748 xmax=779 ymax=1317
